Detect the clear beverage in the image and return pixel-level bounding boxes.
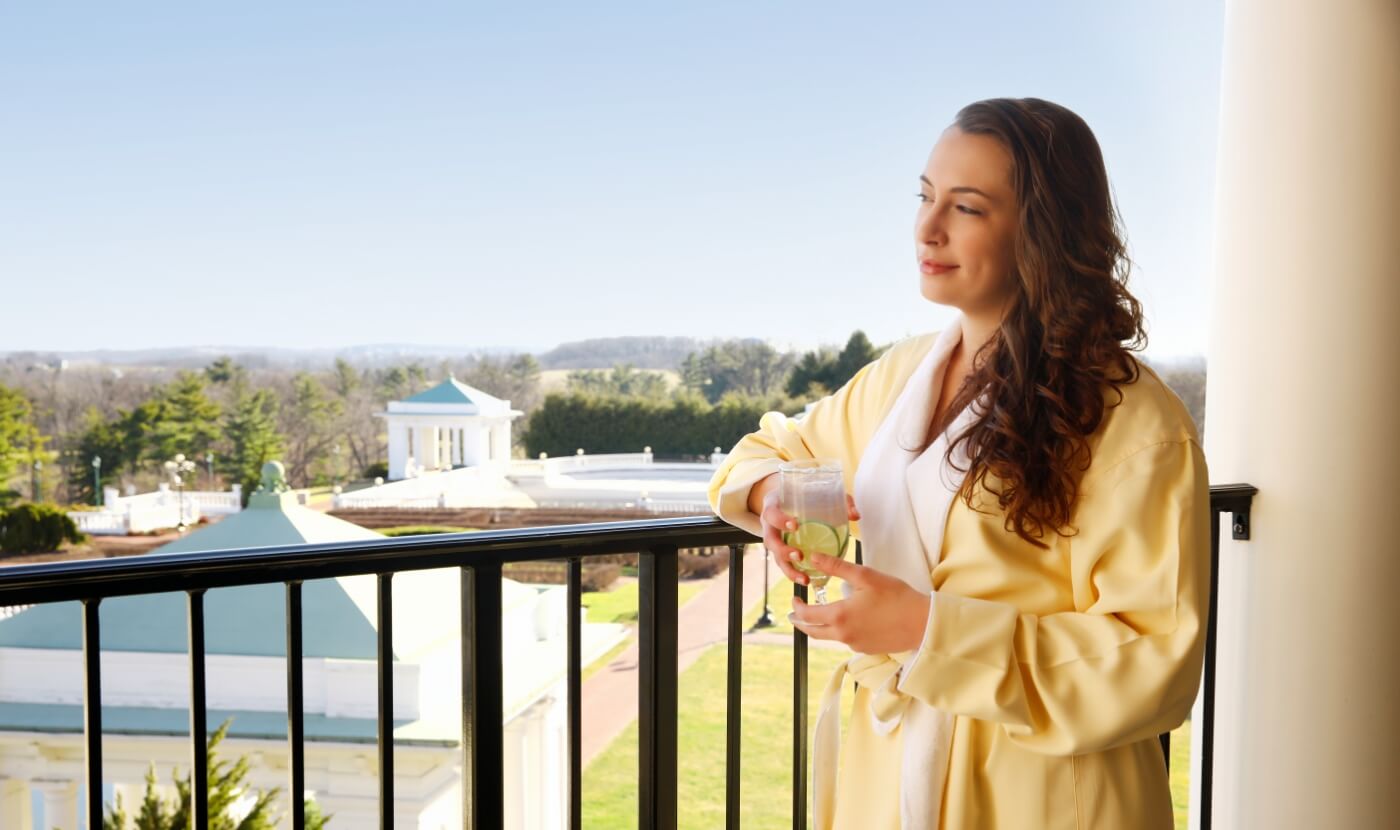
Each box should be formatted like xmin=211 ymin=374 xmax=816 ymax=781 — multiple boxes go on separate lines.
xmin=778 ymin=459 xmax=850 ymax=604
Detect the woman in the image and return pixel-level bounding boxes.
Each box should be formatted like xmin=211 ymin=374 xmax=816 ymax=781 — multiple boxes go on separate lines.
xmin=707 ymin=98 xmax=1209 ymax=829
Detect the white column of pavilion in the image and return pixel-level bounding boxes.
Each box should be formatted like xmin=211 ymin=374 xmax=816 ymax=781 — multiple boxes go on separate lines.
xmin=1201 ymin=2 xmax=1400 ymax=827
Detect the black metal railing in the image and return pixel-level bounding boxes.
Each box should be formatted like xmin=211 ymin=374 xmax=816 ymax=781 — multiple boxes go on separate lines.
xmin=0 ymin=484 xmax=1254 ymax=830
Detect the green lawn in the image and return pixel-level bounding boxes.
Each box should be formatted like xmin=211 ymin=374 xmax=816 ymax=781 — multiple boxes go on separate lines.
xmin=584 ymin=643 xmax=850 ymax=829
xmin=582 ymin=579 xmax=708 ymax=625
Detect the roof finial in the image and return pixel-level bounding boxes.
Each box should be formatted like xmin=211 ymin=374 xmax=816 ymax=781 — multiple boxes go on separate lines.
xmin=256 ymin=461 xmax=290 ymax=494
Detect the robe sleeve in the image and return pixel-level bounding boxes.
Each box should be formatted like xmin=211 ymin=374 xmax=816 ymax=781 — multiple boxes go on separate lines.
xmin=706 ymin=337 xmax=923 ymax=538
xmin=896 ymin=436 xmax=1212 ymax=756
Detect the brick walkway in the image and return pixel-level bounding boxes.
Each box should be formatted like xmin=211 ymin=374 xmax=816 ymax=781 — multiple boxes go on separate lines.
xmin=581 ymin=545 xmax=765 ymax=763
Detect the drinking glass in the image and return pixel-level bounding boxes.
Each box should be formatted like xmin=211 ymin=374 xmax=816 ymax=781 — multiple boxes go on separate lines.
xmin=778 ymin=459 xmax=850 ymax=604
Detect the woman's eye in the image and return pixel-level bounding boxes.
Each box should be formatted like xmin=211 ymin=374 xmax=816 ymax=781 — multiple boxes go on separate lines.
xmin=916 ymin=193 xmax=979 ymax=215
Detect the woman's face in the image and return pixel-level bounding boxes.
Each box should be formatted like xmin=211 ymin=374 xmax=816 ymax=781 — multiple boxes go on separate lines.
xmin=914 ymin=127 xmax=1019 ymax=316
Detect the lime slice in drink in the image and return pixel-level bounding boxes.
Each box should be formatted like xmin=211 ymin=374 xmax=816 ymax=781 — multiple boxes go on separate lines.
xmin=783 ymin=521 xmax=848 ymax=584
xmin=783 ymin=520 xmax=843 ymax=556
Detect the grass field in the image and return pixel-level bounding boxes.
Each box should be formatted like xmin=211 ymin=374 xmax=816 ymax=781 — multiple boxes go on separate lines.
xmin=583 ymin=643 xmax=850 ymax=829
xmin=582 ymin=579 xmax=708 ymax=625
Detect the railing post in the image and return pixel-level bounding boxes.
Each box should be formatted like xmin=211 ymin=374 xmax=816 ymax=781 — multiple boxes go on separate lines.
xmin=286 ymin=581 xmax=305 ymax=830
xmin=378 ymin=573 xmax=395 ymax=830
xmin=462 ymin=562 xmax=504 ymax=829
xmin=639 ymin=545 xmax=679 ymax=830
xmin=82 ymin=599 xmax=103 ymax=830
xmin=792 ymin=582 xmax=809 ymax=830
xmin=725 ymin=544 xmax=745 ymax=829
xmin=567 ymin=559 xmax=583 ymax=830
xmin=188 ymin=589 xmax=209 ymax=830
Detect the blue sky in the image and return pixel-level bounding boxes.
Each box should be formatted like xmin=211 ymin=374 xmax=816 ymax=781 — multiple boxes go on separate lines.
xmin=0 ymin=1 xmax=1224 ymax=358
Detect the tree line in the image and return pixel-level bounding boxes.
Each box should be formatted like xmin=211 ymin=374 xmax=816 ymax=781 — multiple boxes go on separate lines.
xmin=0 ymin=353 xmax=542 ymax=506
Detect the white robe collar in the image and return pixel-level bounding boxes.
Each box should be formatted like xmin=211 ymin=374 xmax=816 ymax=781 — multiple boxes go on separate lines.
xmin=814 ymin=314 xmax=984 ymax=830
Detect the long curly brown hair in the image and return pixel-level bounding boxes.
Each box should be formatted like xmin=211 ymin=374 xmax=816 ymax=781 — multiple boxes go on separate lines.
xmin=920 ymin=98 xmax=1147 ymax=548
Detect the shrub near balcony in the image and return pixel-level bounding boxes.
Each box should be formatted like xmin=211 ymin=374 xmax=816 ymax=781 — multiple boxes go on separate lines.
xmin=0 ymin=502 xmax=86 ymax=554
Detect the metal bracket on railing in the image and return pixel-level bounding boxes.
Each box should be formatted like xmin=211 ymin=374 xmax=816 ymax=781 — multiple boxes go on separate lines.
xmin=1231 ymin=509 xmax=1250 ymax=540
xmin=1211 ymin=483 xmax=1258 ymax=541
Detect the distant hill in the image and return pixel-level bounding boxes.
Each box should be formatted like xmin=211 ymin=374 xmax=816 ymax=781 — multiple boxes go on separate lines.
xmin=536 ymin=336 xmax=711 ymax=370
xmin=1 ymin=335 xmax=738 ymax=372
xmin=0 ymin=343 xmax=535 ymax=370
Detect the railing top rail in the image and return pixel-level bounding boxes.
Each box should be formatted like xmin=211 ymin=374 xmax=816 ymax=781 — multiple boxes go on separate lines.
xmin=0 ymin=484 xmax=1252 ymax=607
xmin=0 ymin=515 xmax=753 ymax=606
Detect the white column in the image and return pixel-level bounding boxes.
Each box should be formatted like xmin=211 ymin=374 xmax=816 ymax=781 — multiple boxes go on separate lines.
xmin=0 ymin=780 xmax=33 ymax=830
xmin=388 ymin=421 xmax=409 ymax=481
xmin=413 ymin=427 xmax=430 ymax=475
xmin=33 ymin=780 xmax=77 ymax=830
xmin=497 ymin=421 xmax=513 ymax=464
xmin=1200 ymin=2 xmax=1400 ymax=828
xmin=428 ymin=426 xmax=442 ymax=469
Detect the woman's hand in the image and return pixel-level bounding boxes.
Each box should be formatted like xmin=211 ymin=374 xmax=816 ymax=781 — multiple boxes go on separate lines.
xmin=755 ymin=476 xmax=860 ymax=587
xmin=786 ymin=552 xmax=932 ymax=656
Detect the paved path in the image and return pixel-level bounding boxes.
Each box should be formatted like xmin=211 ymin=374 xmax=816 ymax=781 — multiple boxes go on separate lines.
xmin=581 ymin=545 xmax=783 ymax=764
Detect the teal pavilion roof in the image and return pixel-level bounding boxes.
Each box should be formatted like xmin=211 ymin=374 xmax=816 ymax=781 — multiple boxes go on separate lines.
xmin=0 ymin=462 xmax=387 ymax=660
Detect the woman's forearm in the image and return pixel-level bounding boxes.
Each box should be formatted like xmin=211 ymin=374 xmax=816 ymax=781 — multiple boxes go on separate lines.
xmin=747 ymin=472 xmax=779 ymax=517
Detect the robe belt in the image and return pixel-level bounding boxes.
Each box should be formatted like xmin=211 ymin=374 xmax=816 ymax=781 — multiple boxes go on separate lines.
xmin=813 ymin=653 xmax=951 ymax=830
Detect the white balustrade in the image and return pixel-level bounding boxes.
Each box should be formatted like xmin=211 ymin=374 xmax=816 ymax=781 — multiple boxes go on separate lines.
xmin=69 ymin=486 xmax=236 ymax=535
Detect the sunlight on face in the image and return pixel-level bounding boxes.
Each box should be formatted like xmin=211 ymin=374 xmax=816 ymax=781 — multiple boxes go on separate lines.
xmin=913 ymin=127 xmax=1019 ymax=316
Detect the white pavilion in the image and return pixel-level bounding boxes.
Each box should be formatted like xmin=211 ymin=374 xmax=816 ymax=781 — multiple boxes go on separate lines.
xmin=379 ymin=378 xmax=523 ymax=480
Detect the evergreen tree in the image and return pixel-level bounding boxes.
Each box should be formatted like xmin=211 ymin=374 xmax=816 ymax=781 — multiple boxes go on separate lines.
xmin=221 ymin=388 xmax=284 ymax=502
xmin=116 ymin=399 xmax=164 ymax=479
xmin=65 ymin=408 xmax=129 ymax=505
xmin=833 ymin=330 xmax=880 ymax=387
xmin=377 ymin=366 xmax=412 ymax=402
xmin=103 ymin=720 xmax=329 ymax=830
xmin=784 ymin=331 xmax=884 ymax=399
xmin=0 ymin=382 xmax=51 ymax=504
xmin=147 ymin=372 xmax=222 ymax=464
xmin=0 ymin=383 xmax=35 ymax=487
xmin=784 ymin=349 xmax=839 ymax=398
xmin=331 ymin=357 xmax=361 ymax=398
xmin=203 ymin=356 xmax=243 ymax=386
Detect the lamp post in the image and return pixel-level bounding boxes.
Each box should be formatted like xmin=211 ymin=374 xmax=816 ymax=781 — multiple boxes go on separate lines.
xmin=92 ymin=456 xmax=102 ymax=507
xmin=164 ymin=453 xmax=197 ymax=531
xmin=31 ymin=460 xmax=42 ymax=503
xmin=752 ymin=547 xmax=776 ymax=630
xmin=205 ymin=452 xmax=214 ymax=488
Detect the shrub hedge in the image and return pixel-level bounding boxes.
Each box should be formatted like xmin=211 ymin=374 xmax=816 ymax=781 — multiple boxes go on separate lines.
xmin=0 ymin=503 xmax=86 ymax=554
xmin=521 ymin=392 xmax=803 ymax=458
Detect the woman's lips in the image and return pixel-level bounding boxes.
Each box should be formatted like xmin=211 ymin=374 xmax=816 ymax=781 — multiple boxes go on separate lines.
xmin=920 ymin=261 xmax=959 ymax=275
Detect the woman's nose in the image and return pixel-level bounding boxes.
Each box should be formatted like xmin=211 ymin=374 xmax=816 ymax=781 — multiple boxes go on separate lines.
xmin=916 ymin=208 xmax=947 ymax=245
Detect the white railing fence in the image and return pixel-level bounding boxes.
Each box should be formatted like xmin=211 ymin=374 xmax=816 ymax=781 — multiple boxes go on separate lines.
xmin=68 ymin=484 xmax=240 ymax=536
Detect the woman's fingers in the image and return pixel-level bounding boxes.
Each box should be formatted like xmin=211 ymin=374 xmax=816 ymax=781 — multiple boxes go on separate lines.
xmin=760 ymin=504 xmax=808 ymax=585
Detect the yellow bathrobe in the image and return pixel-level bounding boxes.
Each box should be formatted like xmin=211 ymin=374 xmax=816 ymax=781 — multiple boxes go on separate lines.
xmin=708 ymin=331 xmax=1210 ymax=829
